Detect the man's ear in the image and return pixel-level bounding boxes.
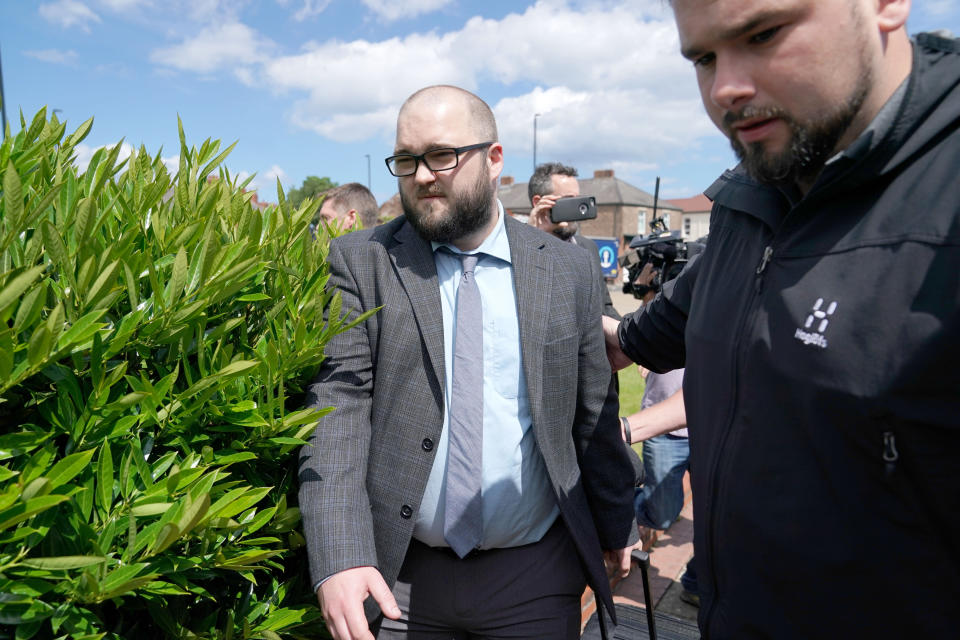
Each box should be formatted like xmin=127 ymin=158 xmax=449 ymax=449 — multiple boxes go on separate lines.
xmin=876 ymin=0 xmax=910 ymax=32
xmin=531 ymin=194 xmax=542 ymax=207
xmin=345 ymin=209 xmax=358 ymax=228
xmin=487 ymin=143 xmax=504 ymax=181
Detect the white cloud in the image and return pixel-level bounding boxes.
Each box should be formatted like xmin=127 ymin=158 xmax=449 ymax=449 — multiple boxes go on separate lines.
xmin=161 ymin=153 xmax=180 ymax=174
xmin=24 ymin=49 xmax=79 ymax=65
xmin=360 ymin=0 xmax=452 ymax=22
xmin=174 ymin=0 xmax=250 ymax=22
xmin=98 ymin=0 xmax=149 ymax=10
xmin=290 ymin=105 xmax=398 ymax=143
xmin=150 ymin=22 xmax=275 ymax=73
xmin=261 ymin=164 xmax=289 ymax=189
xmin=262 ymin=33 xmax=468 ymax=111
xmin=39 ymin=0 xmax=101 ymax=32
xmin=480 ymin=4 xmax=686 ymax=92
xmin=148 ymin=0 xmax=723 ymax=182
xmin=290 ymin=0 xmax=332 ymax=21
xmin=493 ymin=85 xmax=715 ymax=170
xmin=233 ymin=66 xmax=257 ymax=86
xmin=252 ymin=1 xmax=690 ymax=134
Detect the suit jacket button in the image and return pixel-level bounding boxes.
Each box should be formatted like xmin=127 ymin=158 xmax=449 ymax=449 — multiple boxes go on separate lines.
xmin=421 ymin=438 xmax=434 ymax=451
xmin=400 ymin=505 xmax=413 ymax=519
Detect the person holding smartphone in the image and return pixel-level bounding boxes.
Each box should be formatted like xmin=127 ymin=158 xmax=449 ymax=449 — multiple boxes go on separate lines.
xmin=527 ymin=162 xmax=620 ymax=319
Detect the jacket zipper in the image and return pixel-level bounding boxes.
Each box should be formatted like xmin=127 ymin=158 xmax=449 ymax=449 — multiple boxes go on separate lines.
xmin=754 ymin=245 xmax=773 ymax=292
xmin=703 ymin=243 xmax=775 ymax=634
xmin=883 ymin=431 xmax=898 ymax=478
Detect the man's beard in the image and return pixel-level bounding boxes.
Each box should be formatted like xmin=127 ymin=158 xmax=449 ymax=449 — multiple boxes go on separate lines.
xmin=724 ymin=69 xmax=872 ymax=186
xmin=400 ymin=170 xmax=494 ymax=244
xmin=552 ymin=223 xmax=578 ymax=241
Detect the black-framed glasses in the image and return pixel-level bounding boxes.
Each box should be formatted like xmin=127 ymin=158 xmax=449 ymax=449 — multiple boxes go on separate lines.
xmin=384 ymin=142 xmax=494 ymax=177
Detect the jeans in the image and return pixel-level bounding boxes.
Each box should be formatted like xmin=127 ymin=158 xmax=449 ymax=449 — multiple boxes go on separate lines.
xmin=634 ymin=434 xmax=690 ymax=530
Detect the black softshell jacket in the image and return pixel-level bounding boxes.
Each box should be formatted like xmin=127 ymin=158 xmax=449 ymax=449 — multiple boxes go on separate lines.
xmin=620 ymin=34 xmax=960 ymax=638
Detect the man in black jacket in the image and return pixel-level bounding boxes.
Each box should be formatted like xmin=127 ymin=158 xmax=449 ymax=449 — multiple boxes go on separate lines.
xmin=604 ymin=1 xmax=959 ymax=637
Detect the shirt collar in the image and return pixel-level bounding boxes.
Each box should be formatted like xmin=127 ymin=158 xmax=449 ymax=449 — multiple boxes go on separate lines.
xmin=431 ymin=200 xmax=512 ymax=264
xmin=829 ymin=76 xmax=909 ymax=166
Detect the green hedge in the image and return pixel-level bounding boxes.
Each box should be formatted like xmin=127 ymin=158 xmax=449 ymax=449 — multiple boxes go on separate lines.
xmin=0 ymin=108 xmax=370 ymax=638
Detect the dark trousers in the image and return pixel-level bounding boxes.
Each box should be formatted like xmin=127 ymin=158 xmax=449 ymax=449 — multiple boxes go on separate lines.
xmin=377 ymin=520 xmax=587 ymax=639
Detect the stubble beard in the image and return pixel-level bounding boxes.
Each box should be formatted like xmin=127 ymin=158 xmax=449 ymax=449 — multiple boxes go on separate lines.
xmin=725 ymin=65 xmax=873 ymax=186
xmin=400 ymin=169 xmax=495 ymax=244
xmin=552 ymin=223 xmax=578 ymax=241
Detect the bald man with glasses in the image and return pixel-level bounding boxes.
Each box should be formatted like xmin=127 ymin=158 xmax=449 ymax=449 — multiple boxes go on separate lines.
xmin=299 ymin=85 xmax=638 ymax=640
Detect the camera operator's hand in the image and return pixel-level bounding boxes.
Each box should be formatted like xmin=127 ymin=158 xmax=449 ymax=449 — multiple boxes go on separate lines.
xmin=635 ymin=262 xmax=657 ymax=288
xmin=603 ymin=316 xmax=635 ymax=372
xmin=528 ymin=193 xmax=560 ymax=230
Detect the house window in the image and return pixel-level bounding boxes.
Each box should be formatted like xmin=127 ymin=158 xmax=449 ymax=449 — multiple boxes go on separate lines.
xmin=684 ymin=216 xmax=691 ymax=237
xmin=637 ymin=210 xmax=646 ymax=234
xmin=662 ymin=212 xmax=671 ymax=228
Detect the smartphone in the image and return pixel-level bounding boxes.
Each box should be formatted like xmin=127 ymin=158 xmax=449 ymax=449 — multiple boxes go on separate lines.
xmin=550 ymin=195 xmax=597 ymax=223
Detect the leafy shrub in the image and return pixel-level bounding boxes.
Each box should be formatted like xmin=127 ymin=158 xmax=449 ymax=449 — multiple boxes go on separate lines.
xmin=0 ymin=108 xmax=366 ymax=638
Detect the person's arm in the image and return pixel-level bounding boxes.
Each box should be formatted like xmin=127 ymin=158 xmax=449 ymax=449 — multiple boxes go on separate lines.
xmin=605 ymin=252 xmax=703 ymax=373
xmin=573 ymin=250 xmax=639 ymax=574
xmin=298 ymin=240 xmax=399 ymax=637
xmin=621 ymin=389 xmax=686 ymax=443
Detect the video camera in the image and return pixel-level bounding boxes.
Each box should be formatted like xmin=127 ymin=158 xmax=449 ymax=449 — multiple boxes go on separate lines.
xmin=620 ymin=216 xmax=705 ymax=300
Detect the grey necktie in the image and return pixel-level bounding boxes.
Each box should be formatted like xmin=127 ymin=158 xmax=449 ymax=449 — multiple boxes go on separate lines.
xmin=444 ymin=252 xmax=484 ymax=558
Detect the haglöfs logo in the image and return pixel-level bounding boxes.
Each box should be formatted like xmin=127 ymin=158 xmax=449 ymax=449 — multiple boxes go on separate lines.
xmin=794 ymin=298 xmax=837 ymax=349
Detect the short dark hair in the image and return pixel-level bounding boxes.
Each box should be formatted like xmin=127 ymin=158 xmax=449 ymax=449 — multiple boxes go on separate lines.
xmin=528 ymin=162 xmax=578 ymax=202
xmin=325 ymin=182 xmax=379 ymax=228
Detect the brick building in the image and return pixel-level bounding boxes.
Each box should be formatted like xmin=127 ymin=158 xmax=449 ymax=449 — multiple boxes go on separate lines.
xmin=666 ymin=193 xmax=712 ymax=241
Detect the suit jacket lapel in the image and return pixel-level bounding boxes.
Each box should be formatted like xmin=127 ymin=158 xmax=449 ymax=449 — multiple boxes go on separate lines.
xmin=506 ymin=218 xmax=552 ymax=424
xmin=389 ymin=220 xmax=446 ymax=388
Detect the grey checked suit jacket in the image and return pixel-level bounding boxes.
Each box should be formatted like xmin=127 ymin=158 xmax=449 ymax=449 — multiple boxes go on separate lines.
xmin=298 ymin=214 xmax=638 ymax=622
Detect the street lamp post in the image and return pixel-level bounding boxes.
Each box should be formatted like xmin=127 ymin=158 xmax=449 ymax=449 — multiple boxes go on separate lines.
xmin=533 ymin=113 xmax=541 ymax=172
xmin=365 ymin=154 xmax=371 ymax=190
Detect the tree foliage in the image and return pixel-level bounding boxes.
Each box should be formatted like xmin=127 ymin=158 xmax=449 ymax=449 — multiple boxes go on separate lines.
xmin=286 ymin=177 xmax=337 ymax=211
xmin=0 ymin=108 xmax=371 ymax=638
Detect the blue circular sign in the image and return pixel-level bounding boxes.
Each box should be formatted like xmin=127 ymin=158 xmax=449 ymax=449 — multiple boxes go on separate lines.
xmin=599 ymin=246 xmax=616 ymax=269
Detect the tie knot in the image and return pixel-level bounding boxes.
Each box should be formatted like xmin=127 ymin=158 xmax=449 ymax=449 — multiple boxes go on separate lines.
xmin=460 ymin=253 xmax=479 ymax=274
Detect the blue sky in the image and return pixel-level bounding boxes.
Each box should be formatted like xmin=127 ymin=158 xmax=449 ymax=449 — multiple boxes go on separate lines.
xmin=3 ymin=0 xmax=958 ymax=205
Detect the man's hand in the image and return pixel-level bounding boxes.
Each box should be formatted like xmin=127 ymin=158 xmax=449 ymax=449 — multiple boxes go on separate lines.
xmin=634 ymin=262 xmax=657 ymax=288
xmin=602 ymin=316 xmax=634 ymax=372
xmin=527 ymin=194 xmax=559 ymax=229
xmin=317 ymin=566 xmax=401 ymax=640
xmin=604 ymin=547 xmax=632 ymax=579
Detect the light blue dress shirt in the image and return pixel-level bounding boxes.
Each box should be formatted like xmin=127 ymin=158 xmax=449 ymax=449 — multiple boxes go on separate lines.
xmin=413 ymin=202 xmax=559 ymax=549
